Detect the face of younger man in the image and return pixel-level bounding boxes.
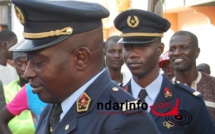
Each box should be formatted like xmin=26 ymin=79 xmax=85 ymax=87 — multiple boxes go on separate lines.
xmin=123 ymin=40 xmax=163 ymax=78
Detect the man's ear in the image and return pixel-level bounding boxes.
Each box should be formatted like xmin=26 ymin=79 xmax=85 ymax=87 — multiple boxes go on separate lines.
xmin=195 ymin=47 xmax=200 ymax=59
xmin=74 ymin=47 xmax=91 ymax=71
xmin=0 ymin=41 xmax=7 ymax=49
xmin=158 ymin=42 xmax=164 ymax=56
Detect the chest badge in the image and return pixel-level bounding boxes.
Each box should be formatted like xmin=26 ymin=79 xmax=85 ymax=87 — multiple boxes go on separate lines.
xmin=163 ymin=121 xmax=174 ymax=129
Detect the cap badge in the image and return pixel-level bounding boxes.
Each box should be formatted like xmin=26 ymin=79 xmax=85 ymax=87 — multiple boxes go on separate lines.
xmin=164 ymin=87 xmax=172 ymax=98
xmin=14 ymin=6 xmax=26 ymax=25
xmin=77 ymin=92 xmax=91 ymax=112
xmin=127 ymin=15 xmax=139 ymax=28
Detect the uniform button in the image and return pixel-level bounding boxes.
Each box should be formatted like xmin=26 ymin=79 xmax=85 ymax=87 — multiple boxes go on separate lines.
xmin=112 ymin=87 xmax=119 ymax=91
xmin=65 ymin=124 xmax=70 ymax=130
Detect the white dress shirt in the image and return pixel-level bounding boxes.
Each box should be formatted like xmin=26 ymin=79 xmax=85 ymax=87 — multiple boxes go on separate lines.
xmin=60 ymin=69 xmax=105 ymax=121
xmin=131 ymin=74 xmax=163 ymax=112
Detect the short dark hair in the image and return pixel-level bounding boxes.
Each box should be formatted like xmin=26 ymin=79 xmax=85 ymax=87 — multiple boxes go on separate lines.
xmin=104 ymin=35 xmax=120 ymax=51
xmin=172 ymin=31 xmax=198 ymax=47
xmin=0 ymin=30 xmax=17 ymax=43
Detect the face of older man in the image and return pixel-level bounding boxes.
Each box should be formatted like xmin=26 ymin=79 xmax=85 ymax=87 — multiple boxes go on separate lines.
xmin=24 ymin=39 xmax=75 ymax=103
xmin=24 ymin=27 xmax=104 ymax=104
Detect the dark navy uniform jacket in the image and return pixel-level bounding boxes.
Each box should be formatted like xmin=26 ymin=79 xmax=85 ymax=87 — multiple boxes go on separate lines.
xmin=36 ymin=70 xmax=160 ymax=134
xmin=124 ymin=75 xmax=215 ymax=134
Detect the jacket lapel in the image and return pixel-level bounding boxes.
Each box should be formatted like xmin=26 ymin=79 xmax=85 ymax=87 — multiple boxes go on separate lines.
xmin=54 ymin=105 xmax=78 ymax=134
xmin=36 ymin=104 xmax=54 ymax=134
xmin=123 ymin=76 xmax=177 ymax=121
xmin=54 ymin=69 xmax=113 ymax=134
xmin=123 ymin=80 xmax=132 ymax=94
xmin=150 ymin=77 xmax=176 ymax=121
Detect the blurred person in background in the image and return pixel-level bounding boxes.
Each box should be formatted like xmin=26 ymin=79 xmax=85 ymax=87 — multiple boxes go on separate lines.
xmin=104 ymin=35 xmax=131 ymax=86
xmin=0 ymin=30 xmax=18 ymax=85
xmin=0 ymin=51 xmax=35 ymax=134
xmin=159 ymin=51 xmax=174 ymax=80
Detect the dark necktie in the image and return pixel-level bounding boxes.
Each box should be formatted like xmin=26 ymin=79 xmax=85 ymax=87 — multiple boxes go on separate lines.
xmin=138 ymin=89 xmax=147 ymax=103
xmin=50 ymin=103 xmax=62 ymax=130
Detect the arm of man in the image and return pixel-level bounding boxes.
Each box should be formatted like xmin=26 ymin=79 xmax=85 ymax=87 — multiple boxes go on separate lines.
xmin=0 ymin=86 xmax=29 ymax=134
xmin=0 ymin=107 xmax=14 ymax=134
xmin=6 ymin=86 xmax=28 ymax=115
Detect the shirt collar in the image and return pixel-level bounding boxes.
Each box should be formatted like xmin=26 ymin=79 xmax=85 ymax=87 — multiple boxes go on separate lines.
xmin=131 ymin=74 xmax=163 ymax=101
xmin=191 ymin=71 xmax=202 ymax=90
xmin=172 ymin=71 xmax=202 ymax=90
xmin=60 ymin=69 xmax=105 ymax=120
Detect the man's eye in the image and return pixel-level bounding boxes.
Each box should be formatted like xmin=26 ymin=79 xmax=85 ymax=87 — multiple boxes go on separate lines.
xmin=137 ymin=45 xmax=147 ymax=49
xmin=182 ymin=46 xmax=189 ymax=50
xmin=33 ymin=60 xmax=43 ymax=67
xmin=108 ymin=50 xmax=114 ymax=53
xmin=124 ymin=46 xmax=132 ymax=50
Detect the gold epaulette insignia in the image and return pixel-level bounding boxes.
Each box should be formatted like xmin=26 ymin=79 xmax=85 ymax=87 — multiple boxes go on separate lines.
xmin=193 ymin=91 xmax=201 ymax=96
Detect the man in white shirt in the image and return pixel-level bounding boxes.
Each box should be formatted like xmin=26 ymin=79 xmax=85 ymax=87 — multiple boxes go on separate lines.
xmin=0 ymin=30 xmax=18 ymax=85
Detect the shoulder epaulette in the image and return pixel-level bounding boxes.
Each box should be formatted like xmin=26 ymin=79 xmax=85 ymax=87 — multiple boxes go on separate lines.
xmin=118 ymin=83 xmax=123 ymax=87
xmin=174 ymin=81 xmax=202 ymax=98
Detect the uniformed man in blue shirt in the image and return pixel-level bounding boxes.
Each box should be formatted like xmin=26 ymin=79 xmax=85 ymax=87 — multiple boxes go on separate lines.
xmin=114 ymin=9 xmax=215 ymax=134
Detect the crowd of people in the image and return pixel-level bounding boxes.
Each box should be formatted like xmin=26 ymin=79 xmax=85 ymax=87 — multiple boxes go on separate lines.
xmin=0 ymin=0 xmax=215 ymax=134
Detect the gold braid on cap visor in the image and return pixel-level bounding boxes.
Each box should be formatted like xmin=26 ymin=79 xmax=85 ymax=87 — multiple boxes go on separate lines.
xmin=120 ymin=33 xmax=163 ymax=38
xmin=23 ymin=27 xmax=73 ymax=39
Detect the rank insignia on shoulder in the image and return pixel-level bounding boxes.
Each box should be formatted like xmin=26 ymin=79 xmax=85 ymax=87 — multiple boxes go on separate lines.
xmin=118 ymin=83 xmax=123 ymax=87
xmin=77 ymin=92 xmax=91 ymax=112
xmin=164 ymin=87 xmax=173 ymax=98
xmin=174 ymin=81 xmax=203 ymax=97
xmin=193 ymin=91 xmax=201 ymax=97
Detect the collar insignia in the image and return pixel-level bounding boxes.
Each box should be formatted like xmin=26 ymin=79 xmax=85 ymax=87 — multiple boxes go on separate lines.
xmin=124 ymin=85 xmax=129 ymax=92
xmin=127 ymin=15 xmax=139 ymax=28
xmin=77 ymin=92 xmax=91 ymax=113
xmin=164 ymin=87 xmax=172 ymax=98
xmin=14 ymin=6 xmax=26 ymax=26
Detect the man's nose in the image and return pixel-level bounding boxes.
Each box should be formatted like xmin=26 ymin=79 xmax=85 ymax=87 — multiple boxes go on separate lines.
xmin=24 ymin=61 xmax=36 ymax=80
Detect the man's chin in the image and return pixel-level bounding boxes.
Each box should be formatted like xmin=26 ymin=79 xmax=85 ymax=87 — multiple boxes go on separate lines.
xmin=20 ymin=77 xmax=29 ymax=84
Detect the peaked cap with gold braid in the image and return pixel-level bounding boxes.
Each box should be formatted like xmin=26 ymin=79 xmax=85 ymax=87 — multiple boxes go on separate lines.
xmin=114 ymin=9 xmax=170 ymax=44
xmin=10 ymin=0 xmax=109 ymax=52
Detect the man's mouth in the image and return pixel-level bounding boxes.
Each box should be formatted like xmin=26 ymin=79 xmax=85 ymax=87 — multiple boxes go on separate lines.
xmin=174 ymin=58 xmax=184 ymax=64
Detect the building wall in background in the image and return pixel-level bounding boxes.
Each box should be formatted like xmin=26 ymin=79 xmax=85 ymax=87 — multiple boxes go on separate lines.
xmin=10 ymin=1 xmax=215 ymax=76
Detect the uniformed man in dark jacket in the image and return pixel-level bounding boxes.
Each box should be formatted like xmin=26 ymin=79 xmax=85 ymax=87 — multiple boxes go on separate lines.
xmin=114 ymin=9 xmax=215 ymax=134
xmin=9 ymin=0 xmax=160 ymax=134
